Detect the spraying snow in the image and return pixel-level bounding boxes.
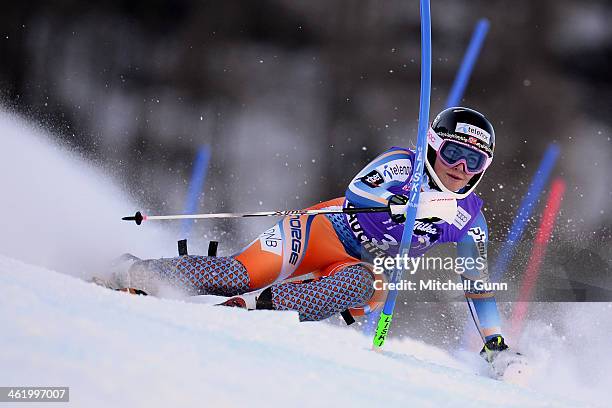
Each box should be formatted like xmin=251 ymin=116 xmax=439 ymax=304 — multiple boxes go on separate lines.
xmin=0 ymin=109 xmax=175 ymax=277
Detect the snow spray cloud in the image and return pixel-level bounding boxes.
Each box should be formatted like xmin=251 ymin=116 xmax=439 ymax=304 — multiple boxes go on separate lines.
xmin=0 ymin=109 xmax=174 ymax=277
xmin=514 ymin=302 xmax=612 ymax=407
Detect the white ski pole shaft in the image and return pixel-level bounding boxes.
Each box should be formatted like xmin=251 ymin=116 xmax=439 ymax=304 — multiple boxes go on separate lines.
xmin=122 ymin=205 xmax=400 ymax=225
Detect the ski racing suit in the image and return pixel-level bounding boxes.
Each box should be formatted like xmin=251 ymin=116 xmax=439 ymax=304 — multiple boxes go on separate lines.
xmin=123 ymin=146 xmax=502 ymax=341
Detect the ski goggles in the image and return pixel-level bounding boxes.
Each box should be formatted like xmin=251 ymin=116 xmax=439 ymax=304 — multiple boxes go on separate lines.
xmin=437 ymin=140 xmax=488 ymax=174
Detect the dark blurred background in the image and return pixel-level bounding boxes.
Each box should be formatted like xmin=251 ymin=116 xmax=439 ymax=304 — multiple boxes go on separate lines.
xmin=1 ymin=1 xmax=610 ymax=330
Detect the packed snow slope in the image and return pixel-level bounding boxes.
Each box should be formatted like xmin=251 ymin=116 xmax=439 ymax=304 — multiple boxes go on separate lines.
xmin=0 ymin=255 xmax=579 ymax=408
xmin=0 ymin=109 xmax=608 ymax=407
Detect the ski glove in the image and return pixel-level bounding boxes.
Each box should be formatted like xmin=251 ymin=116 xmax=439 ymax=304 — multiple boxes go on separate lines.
xmin=388 ymin=194 xmax=409 ymax=224
xmin=480 ymin=335 xmax=528 ymax=379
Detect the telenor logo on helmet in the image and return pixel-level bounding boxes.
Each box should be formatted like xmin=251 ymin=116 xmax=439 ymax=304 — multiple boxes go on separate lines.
xmin=455 ymin=122 xmax=491 ymax=144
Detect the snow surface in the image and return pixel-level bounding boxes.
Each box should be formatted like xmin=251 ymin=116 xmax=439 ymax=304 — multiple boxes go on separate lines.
xmin=0 ymin=108 xmax=609 ymax=407
xmin=0 ymin=255 xmax=580 ymax=408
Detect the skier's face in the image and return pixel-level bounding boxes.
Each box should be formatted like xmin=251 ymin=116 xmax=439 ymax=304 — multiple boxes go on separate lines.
xmin=433 ymin=157 xmax=473 ymax=192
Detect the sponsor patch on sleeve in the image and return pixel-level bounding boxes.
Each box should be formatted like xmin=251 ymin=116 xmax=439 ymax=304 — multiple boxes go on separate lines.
xmin=361 ymin=170 xmax=385 ymax=188
xmin=376 ymin=158 xmax=412 ymax=183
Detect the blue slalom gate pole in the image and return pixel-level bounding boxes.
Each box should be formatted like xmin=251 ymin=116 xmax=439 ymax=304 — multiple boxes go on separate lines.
xmin=365 ymin=18 xmax=489 ymax=337
xmin=372 ymin=0 xmax=431 ymax=349
xmin=491 ymin=143 xmax=560 ymax=282
xmin=181 ymin=145 xmax=211 ymax=238
xmin=445 ymin=19 xmax=489 ymax=108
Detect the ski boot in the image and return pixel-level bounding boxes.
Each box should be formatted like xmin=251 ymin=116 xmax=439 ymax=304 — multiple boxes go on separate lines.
xmin=217 ymin=288 xmax=273 ymax=310
xmin=90 ymin=254 xmax=148 ymax=295
xmin=480 ymin=335 xmax=528 ymax=380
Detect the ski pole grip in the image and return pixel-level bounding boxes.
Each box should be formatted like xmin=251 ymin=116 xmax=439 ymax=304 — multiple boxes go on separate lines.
xmin=122 ymin=211 xmax=144 ymax=225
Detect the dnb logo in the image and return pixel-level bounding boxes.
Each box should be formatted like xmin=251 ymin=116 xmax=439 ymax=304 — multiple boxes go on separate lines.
xmin=412 ymin=220 xmax=441 ymax=251
xmin=361 ymin=170 xmax=384 ymax=188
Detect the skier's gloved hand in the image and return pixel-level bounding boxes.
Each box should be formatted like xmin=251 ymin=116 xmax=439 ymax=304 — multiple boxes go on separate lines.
xmin=480 ymin=335 xmax=509 ymax=362
xmin=388 ymin=194 xmax=409 ymax=224
xmin=480 ymin=335 xmax=527 ymax=379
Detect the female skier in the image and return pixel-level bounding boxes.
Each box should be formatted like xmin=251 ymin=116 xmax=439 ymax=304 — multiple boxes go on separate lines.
xmin=110 ymin=107 xmax=522 ymax=371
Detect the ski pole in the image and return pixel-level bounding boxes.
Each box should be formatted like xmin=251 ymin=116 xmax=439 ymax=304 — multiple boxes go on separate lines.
xmin=122 ymin=204 xmax=406 ymax=225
